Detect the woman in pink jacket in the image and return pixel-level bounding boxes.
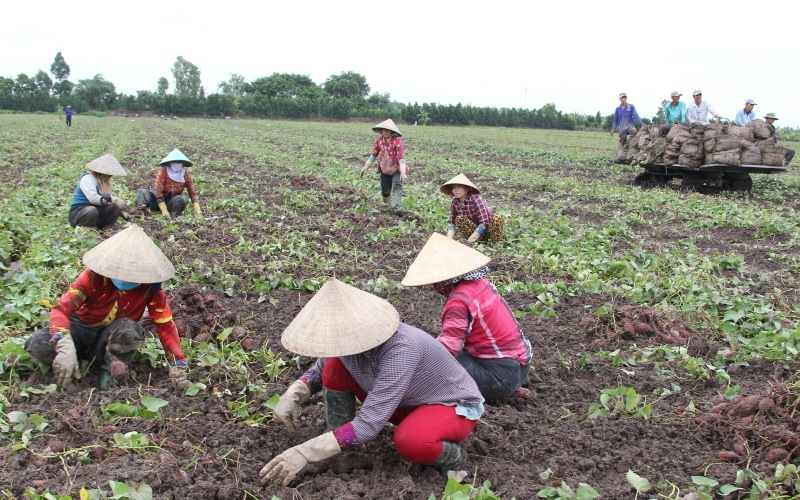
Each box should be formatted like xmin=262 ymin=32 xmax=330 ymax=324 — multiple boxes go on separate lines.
xmin=360 ymin=119 xmax=408 ymax=212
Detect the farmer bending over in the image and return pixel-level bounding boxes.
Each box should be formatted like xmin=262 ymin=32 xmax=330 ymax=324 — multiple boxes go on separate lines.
xmin=262 ymin=279 xmax=484 ymax=486
xmin=135 ymin=148 xmax=203 ymax=219
xmin=25 ymin=225 xmax=190 ymax=390
xmin=403 ymin=233 xmax=532 ymax=403
xmin=69 ymin=154 xmax=130 ymax=229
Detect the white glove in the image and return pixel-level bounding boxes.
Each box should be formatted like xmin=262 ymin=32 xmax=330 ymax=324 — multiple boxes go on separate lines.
xmin=360 ymin=160 xmax=372 ymax=176
xmin=168 ymin=361 xmax=191 ymax=390
xmin=467 ymin=231 xmax=481 ymax=244
xmin=52 ymin=336 xmax=80 ymax=388
xmin=259 ymin=432 xmax=341 ymax=486
xmin=446 ymin=229 xmax=456 ymax=239
xmin=273 ymin=380 xmax=311 ymax=434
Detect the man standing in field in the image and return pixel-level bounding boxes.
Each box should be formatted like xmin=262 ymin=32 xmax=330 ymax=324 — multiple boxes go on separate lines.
xmin=611 ymin=93 xmax=642 ymax=150
xmin=64 ymin=105 xmax=73 ymax=127
xmin=686 ymin=90 xmax=721 ymax=127
xmin=764 ymin=112 xmax=795 ymax=166
xmin=734 ymin=99 xmax=757 ymax=126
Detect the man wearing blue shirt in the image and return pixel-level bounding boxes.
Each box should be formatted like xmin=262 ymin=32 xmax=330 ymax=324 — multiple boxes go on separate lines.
xmin=611 ymin=93 xmax=643 ymax=150
xmin=734 ymin=99 xmax=757 ymax=126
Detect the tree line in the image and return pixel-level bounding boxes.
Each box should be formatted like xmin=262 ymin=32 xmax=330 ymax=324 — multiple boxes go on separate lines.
xmin=2 ymin=53 xmax=613 ymax=130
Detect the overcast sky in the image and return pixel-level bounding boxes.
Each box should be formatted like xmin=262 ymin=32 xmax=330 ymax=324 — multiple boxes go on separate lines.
xmin=3 ymin=1 xmax=798 ymax=127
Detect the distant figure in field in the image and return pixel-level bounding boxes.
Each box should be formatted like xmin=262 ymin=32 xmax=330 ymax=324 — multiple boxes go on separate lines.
xmin=611 ymin=93 xmax=642 ymax=151
xmin=65 ymin=105 xmax=73 ymax=127
xmin=361 ymin=119 xmax=408 ymax=212
xmin=659 ymin=91 xmax=687 ymax=137
xmin=686 ymin=90 xmax=722 ymax=127
xmin=69 ymin=154 xmax=130 ymax=229
xmin=441 ymin=173 xmax=504 ymax=244
xmin=135 ymin=148 xmax=203 ymax=219
xmin=734 ymin=99 xmax=757 ymax=126
xmin=764 ymin=112 xmax=796 ymax=166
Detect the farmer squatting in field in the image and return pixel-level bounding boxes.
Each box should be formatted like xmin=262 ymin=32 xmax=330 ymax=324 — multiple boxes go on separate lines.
xmin=24 ymin=225 xmax=190 ymax=390
xmin=135 ymin=148 xmax=203 ymax=219
xmin=402 ymin=233 xmax=532 ymax=402
xmin=361 ymin=119 xmax=408 ymax=212
xmin=441 ymin=173 xmax=505 ymax=244
xmin=68 ymin=154 xmax=131 ymax=229
xmin=262 ymin=279 xmax=484 ymax=486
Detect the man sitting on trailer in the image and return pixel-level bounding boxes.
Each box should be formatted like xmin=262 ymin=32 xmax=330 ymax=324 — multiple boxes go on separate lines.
xmin=686 ymin=90 xmax=721 ymax=127
xmin=764 ymin=113 xmax=795 ymax=166
xmin=734 ymin=99 xmax=757 ymax=126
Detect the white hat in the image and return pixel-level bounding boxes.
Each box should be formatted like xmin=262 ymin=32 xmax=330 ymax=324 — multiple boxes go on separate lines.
xmin=670 ymin=91 xmax=682 ymax=97
xmin=692 ymin=89 xmax=702 ymax=96
xmin=440 ymin=173 xmax=480 ymax=196
xmin=402 ymin=233 xmax=492 ymax=287
xmin=82 ymin=225 xmax=175 ymax=283
xmin=745 ymin=99 xmax=757 ymax=105
xmin=85 ymin=154 xmax=127 ymax=176
xmin=281 ymin=279 xmax=399 ymax=357
xmin=372 ymin=119 xmax=402 ymax=136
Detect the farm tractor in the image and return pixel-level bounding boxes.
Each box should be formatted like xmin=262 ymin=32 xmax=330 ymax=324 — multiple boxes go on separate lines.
xmin=633 ymin=162 xmax=786 ymax=191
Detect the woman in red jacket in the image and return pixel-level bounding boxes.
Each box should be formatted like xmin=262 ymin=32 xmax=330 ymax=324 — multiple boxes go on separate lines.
xmin=135 ymin=148 xmax=202 ymax=219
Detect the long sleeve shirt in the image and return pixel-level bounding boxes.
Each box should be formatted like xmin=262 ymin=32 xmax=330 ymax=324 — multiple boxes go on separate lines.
xmin=49 ymin=269 xmax=185 ymax=363
xmin=734 ymin=108 xmax=756 ymax=126
xmin=664 ymin=102 xmax=687 ymax=124
xmin=71 ymin=173 xmax=105 ymax=206
xmin=154 ymin=168 xmax=199 ymax=204
xmin=686 ymin=101 xmax=718 ymax=125
xmin=369 ymin=136 xmax=405 ymax=175
xmin=449 ymin=192 xmax=494 ymax=227
xmin=299 ymin=323 xmax=483 ymax=447
xmin=612 ymin=104 xmax=642 ymax=133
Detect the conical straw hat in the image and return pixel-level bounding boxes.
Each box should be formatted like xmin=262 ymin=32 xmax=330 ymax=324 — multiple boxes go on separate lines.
xmin=372 ymin=119 xmax=402 ymax=137
xmin=281 ymin=279 xmax=399 ymax=357
xmin=440 ymin=173 xmax=480 ymax=195
xmin=85 ymin=154 xmax=127 ymax=176
xmin=159 ymin=148 xmax=193 ymax=167
xmin=82 ymin=225 xmax=176 ymax=283
xmin=401 ymin=233 xmax=492 ymax=287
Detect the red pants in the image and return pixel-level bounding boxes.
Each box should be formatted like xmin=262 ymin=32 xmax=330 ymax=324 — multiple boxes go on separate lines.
xmin=323 ymin=358 xmax=477 ymax=464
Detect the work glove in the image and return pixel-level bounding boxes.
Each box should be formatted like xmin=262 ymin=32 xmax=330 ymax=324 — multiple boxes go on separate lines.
xmin=157 ymin=202 xmax=171 ymax=219
xmin=52 ymin=335 xmax=80 ymax=389
xmin=400 ymin=169 xmax=408 ymax=181
xmin=273 ymin=380 xmax=311 ymax=435
xmin=446 ymin=229 xmax=456 ymax=239
xmin=360 ymin=159 xmax=373 ymax=177
xmin=467 ymin=231 xmax=481 ymax=244
xmin=193 ymin=202 xmax=202 ymax=217
xmin=260 ymin=432 xmax=341 ymax=486
xmin=100 ymin=194 xmax=112 ymax=206
xmin=168 ymin=360 xmax=190 ymax=390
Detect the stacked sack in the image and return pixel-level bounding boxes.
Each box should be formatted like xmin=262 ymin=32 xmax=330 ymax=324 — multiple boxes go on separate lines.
xmin=624 ymin=119 xmax=787 ymax=167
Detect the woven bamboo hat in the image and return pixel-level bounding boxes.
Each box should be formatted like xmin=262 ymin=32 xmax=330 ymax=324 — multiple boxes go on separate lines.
xmin=85 ymin=154 xmax=127 ymax=176
xmin=440 ymin=173 xmax=480 ymax=196
xmin=401 ymin=233 xmax=492 ymax=287
xmin=372 ymin=119 xmax=402 ymax=136
xmin=82 ymin=225 xmax=176 ymax=283
xmin=281 ymin=279 xmax=400 ymax=357
xmin=159 ymin=148 xmax=193 ymax=167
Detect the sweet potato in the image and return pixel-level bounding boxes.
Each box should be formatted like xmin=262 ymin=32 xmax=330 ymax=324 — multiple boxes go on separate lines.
xmin=764 ymin=447 xmax=789 ymax=463
xmin=729 ymin=395 xmax=761 ymax=417
xmin=716 ymin=451 xmax=740 ymax=462
xmin=634 ymin=322 xmax=654 ymax=335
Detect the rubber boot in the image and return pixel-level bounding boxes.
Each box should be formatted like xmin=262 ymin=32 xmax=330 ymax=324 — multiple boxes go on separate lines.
xmin=382 ymin=196 xmax=390 ymax=206
xmin=323 ymin=388 xmax=356 ymax=430
xmin=390 ymin=190 xmax=402 ymax=212
xmin=430 ymin=441 xmax=465 ymax=475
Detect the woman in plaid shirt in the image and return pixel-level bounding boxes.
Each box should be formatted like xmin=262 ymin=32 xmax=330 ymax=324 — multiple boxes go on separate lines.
xmin=261 ymin=280 xmax=483 ymax=486
xmin=135 ymin=148 xmax=203 ymax=219
xmin=442 ymin=174 xmax=504 ymax=243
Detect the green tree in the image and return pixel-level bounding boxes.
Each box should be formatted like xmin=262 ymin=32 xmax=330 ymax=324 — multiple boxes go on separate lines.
xmin=50 ymin=52 xmax=73 ymax=98
xmin=157 ymin=77 xmax=169 ymax=96
xmin=218 ymin=73 xmax=247 ymax=97
xmin=73 ymin=74 xmax=116 ymax=109
xmin=367 ymin=92 xmax=391 ymax=109
xmin=248 ymin=73 xmax=321 ymax=99
xmin=652 ymin=99 xmax=668 ymax=125
xmin=171 ymin=56 xmax=202 ymax=98
xmin=323 ymin=71 xmax=369 ymax=99
xmin=0 ymin=77 xmax=14 ymax=109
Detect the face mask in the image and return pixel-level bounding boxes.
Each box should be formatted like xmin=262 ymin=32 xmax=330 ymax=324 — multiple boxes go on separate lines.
xmin=112 ymin=279 xmax=140 ymax=291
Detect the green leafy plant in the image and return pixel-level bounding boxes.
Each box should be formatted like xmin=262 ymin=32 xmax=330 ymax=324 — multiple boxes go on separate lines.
xmin=587 ymin=386 xmax=652 ymax=421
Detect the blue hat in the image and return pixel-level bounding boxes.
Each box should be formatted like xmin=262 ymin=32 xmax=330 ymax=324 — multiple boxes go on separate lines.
xmin=159 ymin=148 xmax=192 ymax=167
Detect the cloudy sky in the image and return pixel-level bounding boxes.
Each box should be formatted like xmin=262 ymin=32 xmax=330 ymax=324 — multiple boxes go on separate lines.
xmin=3 ymin=1 xmax=798 ymax=127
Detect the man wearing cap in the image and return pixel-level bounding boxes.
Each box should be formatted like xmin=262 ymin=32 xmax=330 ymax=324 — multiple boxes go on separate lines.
xmin=69 ymin=154 xmax=130 ymax=229
xmin=64 ymin=105 xmax=72 ymax=127
xmin=686 ymin=90 xmax=721 ymax=126
xmin=361 ymin=119 xmax=408 ymax=212
xmin=402 ymin=233 xmax=532 ymax=403
xmin=24 ymin=225 xmax=189 ymax=390
xmin=262 ymin=279 xmax=484 ymax=486
xmin=734 ymin=99 xmax=757 ymax=126
xmin=611 ymin=93 xmax=643 ymax=150
xmin=660 ymin=91 xmax=687 ymax=137
xmin=764 ymin=113 xmax=795 ymax=166
xmin=135 ymin=148 xmax=202 ymax=219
